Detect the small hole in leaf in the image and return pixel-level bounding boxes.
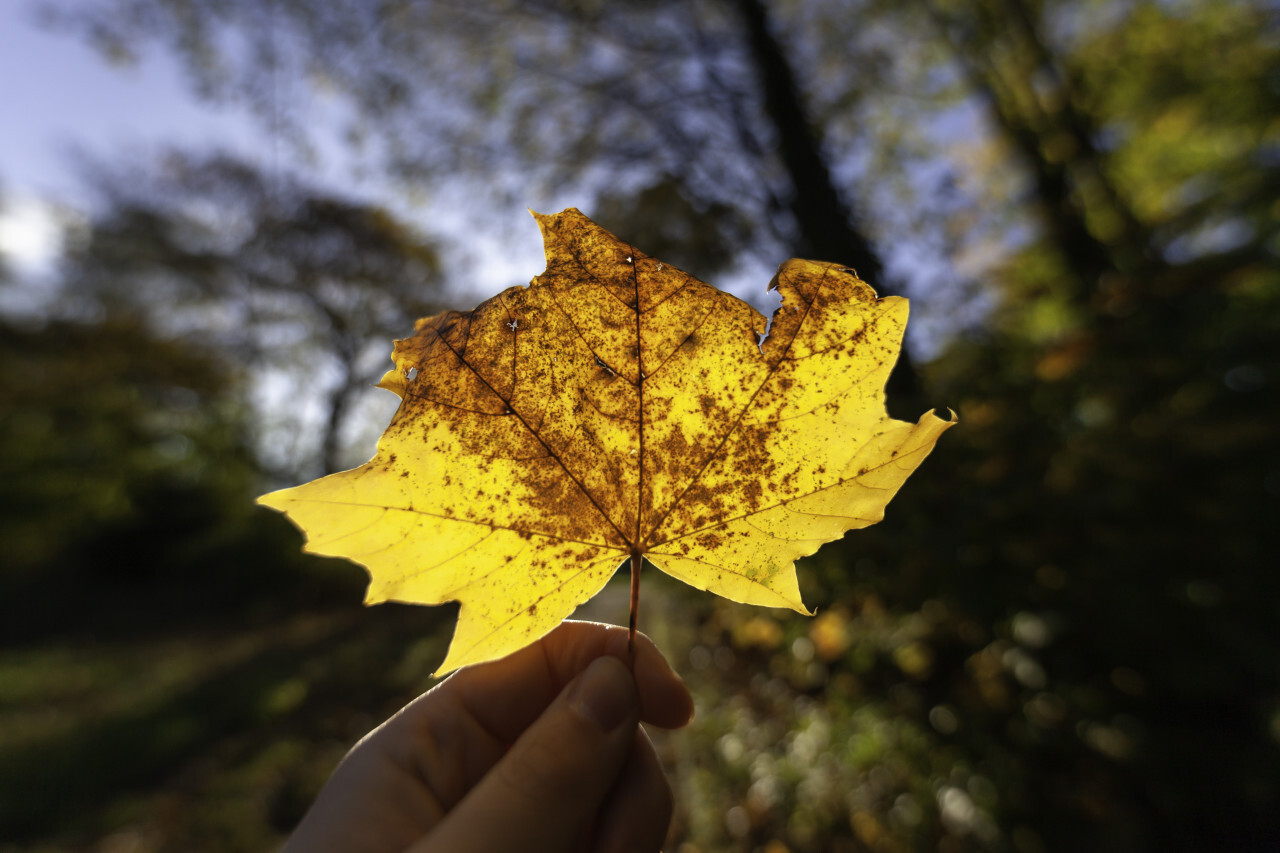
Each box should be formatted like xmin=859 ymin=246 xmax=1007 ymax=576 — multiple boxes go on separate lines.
xmin=507 ymin=319 xmax=518 ymax=331
xmin=406 ymin=367 xmax=418 ymax=381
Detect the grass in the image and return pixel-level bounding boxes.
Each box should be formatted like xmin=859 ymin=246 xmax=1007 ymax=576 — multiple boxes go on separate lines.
xmin=0 ymin=603 xmax=453 ymax=852
xmin=1 ymin=565 xmax=975 ymax=852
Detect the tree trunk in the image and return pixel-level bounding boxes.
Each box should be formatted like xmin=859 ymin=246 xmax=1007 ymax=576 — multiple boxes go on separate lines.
xmin=734 ymin=0 xmax=882 ymax=281
xmin=734 ymin=0 xmax=920 ymax=407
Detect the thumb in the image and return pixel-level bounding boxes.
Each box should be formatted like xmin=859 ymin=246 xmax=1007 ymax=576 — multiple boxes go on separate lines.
xmin=414 ymin=655 xmax=640 ymax=853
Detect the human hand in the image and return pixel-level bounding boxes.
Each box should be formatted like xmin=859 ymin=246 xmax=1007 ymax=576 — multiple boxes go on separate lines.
xmin=282 ymin=621 xmax=694 ymax=853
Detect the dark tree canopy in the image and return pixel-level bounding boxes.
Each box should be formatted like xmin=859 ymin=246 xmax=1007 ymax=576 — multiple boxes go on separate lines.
xmin=66 ymin=152 xmax=445 ymax=476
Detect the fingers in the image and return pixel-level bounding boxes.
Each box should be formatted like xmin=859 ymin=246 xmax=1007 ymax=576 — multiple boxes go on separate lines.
xmin=410 ymin=656 xmax=642 ymax=853
xmin=281 ymin=622 xmax=690 ymax=853
xmin=591 ymin=726 xmax=673 ymax=853
xmin=443 ymin=621 xmax=693 ymax=743
xmin=543 ymin=623 xmax=694 ymax=730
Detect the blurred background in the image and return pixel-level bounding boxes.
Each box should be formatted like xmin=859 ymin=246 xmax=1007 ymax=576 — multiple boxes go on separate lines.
xmin=1 ymin=0 xmax=1277 ymax=850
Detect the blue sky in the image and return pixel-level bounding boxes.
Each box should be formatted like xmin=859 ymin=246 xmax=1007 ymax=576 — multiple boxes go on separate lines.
xmin=0 ymin=1 xmax=565 ymax=308
xmin=0 ymin=2 xmax=268 ymax=276
xmin=0 ymin=5 xmax=259 ymax=195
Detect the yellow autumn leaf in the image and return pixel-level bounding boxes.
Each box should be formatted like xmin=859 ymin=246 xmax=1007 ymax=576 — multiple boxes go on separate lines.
xmin=259 ymin=208 xmax=954 ymax=674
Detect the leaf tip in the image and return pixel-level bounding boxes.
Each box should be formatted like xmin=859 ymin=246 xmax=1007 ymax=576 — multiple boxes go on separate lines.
xmin=254 ymin=488 xmax=287 ymax=512
xmin=376 ymin=366 xmax=408 ymax=398
xmin=362 ymin=585 xmax=390 ymax=607
xmin=923 ymin=407 xmax=959 ymax=430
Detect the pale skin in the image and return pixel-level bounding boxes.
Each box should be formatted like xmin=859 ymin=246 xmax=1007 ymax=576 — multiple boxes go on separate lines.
xmin=283 ymin=621 xmax=695 ymax=853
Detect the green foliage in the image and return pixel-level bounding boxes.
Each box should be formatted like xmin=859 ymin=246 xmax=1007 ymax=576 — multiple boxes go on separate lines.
xmin=0 ymin=314 xmax=351 ymax=641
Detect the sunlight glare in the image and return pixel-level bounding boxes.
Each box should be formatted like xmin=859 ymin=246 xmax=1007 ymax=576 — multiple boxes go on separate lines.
xmin=0 ymin=196 xmax=63 ymax=279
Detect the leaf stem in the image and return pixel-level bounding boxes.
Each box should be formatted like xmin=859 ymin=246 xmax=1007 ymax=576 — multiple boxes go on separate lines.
xmin=628 ymin=549 xmax=642 ymax=667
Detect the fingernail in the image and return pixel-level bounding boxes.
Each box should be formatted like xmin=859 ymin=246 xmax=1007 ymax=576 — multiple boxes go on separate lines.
xmin=569 ymin=657 xmax=635 ymax=731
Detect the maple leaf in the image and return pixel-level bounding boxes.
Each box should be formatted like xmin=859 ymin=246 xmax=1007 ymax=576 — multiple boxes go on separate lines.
xmin=259 ymin=209 xmax=955 ymax=674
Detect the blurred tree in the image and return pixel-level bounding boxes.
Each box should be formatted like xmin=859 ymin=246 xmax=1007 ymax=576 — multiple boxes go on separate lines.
xmin=0 ymin=165 xmax=458 ymax=842
xmin=0 ymin=307 xmax=446 ymax=846
xmin=40 ymin=0 xmax=901 ymax=279
xmin=65 ymin=152 xmax=444 ymax=477
xmin=775 ymin=1 xmax=1280 ymax=850
xmin=0 ymin=311 xmax=350 ymax=641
